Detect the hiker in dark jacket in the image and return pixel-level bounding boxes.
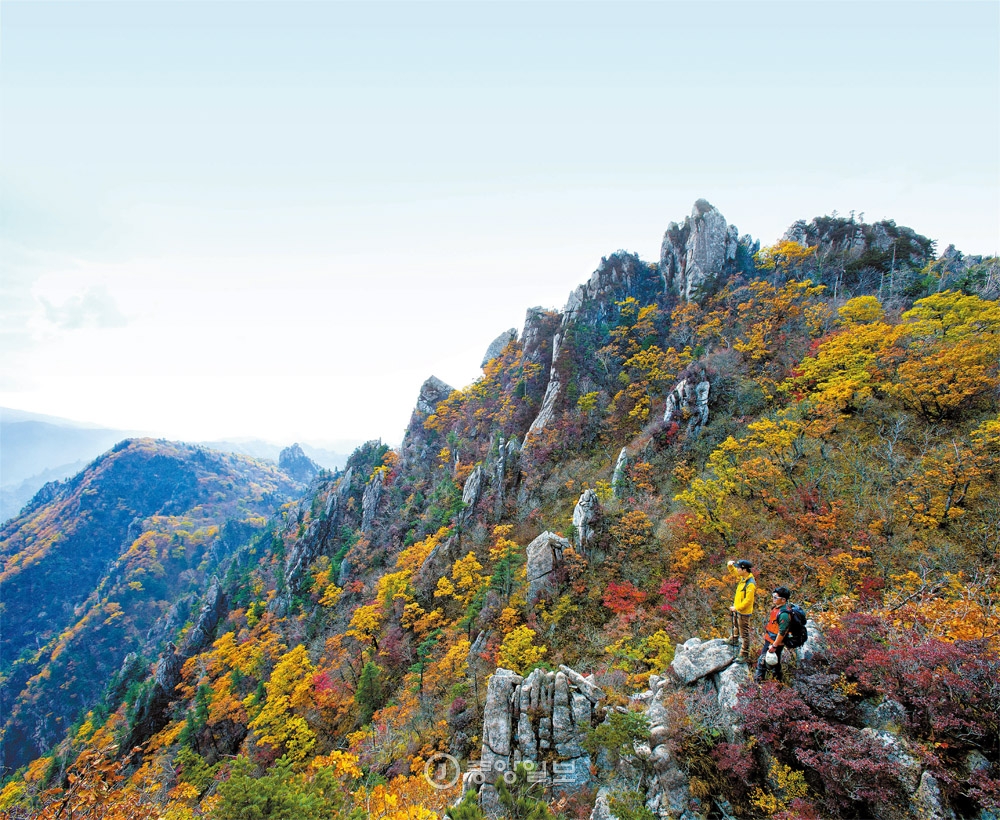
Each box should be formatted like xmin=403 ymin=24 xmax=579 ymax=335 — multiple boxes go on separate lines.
xmin=754 ymin=586 xmax=793 ymax=682
xmin=726 ymin=559 xmax=755 ymax=662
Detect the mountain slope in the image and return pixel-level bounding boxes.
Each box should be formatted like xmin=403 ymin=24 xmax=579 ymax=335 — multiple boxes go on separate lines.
xmin=2 ymin=203 xmax=998 ymax=820
xmin=0 ymin=438 xmax=307 ymax=772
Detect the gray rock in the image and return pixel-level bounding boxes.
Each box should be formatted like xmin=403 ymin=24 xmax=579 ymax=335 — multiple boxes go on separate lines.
xmin=714 ymin=660 xmax=750 ymax=741
xmin=361 ymin=468 xmax=384 ymax=532
xmin=278 ymin=443 xmax=320 ymax=482
xmin=612 ymin=448 xmax=629 ymax=498
xmin=552 ymin=672 xmax=575 ymax=753
xmin=524 ymin=332 xmax=563 ymax=444
xmin=590 ymin=788 xmax=615 ymax=820
xmin=482 ymin=669 xmax=523 ymax=759
xmin=861 ymin=728 xmax=922 ymax=794
xmin=559 ymin=664 xmax=606 ymax=703
xmin=482 ymin=328 xmax=518 ymax=368
xmin=660 ymin=199 xmax=741 ymax=301
xmin=793 ymin=619 xmax=827 ymax=664
xmin=572 ymin=489 xmax=600 ymax=552
xmin=663 ymin=372 xmax=711 ymax=436
xmin=459 ymin=463 xmax=485 ymax=526
xmin=860 ymin=697 xmax=907 ymax=732
xmin=912 ymin=771 xmax=957 ymax=820
xmin=649 ymin=743 xmax=693 ymax=817
xmin=670 ymin=637 xmax=736 ymax=685
xmin=526 ymin=531 xmax=571 ymax=602
xmin=562 ymin=251 xmax=665 ymax=327
xmin=415 ymin=375 xmax=454 ymax=415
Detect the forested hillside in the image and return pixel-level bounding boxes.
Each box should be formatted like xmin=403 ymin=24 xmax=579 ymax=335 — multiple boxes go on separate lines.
xmin=1 ymin=203 xmax=998 ymax=820
xmin=0 ymin=439 xmax=306 ymax=774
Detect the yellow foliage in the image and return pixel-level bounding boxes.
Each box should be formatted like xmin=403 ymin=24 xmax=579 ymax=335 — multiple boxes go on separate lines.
xmin=495 ymin=625 xmax=547 ymax=674
xmin=247 ymin=644 xmax=317 ymax=762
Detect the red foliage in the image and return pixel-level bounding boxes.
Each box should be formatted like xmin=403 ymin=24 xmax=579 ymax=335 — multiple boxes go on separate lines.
xmin=602 ymin=581 xmax=647 ymax=620
xmin=658 ymin=577 xmax=681 ymax=612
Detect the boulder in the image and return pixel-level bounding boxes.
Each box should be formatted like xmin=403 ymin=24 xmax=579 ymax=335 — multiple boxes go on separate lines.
xmin=572 ymin=489 xmax=600 ymax=552
xmin=558 ymin=664 xmax=605 ymax=704
xmin=670 ymin=637 xmax=736 ymax=685
xmin=793 ymin=618 xmax=827 ymax=664
xmin=912 ymin=771 xmax=957 ymax=820
xmin=525 ymin=531 xmax=571 ymax=602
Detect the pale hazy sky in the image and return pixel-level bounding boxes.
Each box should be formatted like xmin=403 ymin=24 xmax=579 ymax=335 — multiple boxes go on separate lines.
xmin=2 ymin=1 xmax=998 ymax=448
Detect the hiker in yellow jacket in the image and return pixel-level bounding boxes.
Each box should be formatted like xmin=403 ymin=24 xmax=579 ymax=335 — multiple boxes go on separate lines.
xmin=726 ymin=559 xmax=756 ymax=662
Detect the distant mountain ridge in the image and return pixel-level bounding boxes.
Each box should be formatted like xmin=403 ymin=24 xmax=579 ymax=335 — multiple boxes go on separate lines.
xmin=0 ymin=407 xmax=357 ymax=523
xmin=0 ymin=437 xmax=307 ymax=773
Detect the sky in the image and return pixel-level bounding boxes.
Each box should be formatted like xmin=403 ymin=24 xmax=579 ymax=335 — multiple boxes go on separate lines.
xmin=2 ymin=0 xmax=998 ymax=449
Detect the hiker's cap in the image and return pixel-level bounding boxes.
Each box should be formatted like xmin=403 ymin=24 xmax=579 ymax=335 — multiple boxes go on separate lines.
xmin=772 ymin=586 xmax=791 ymax=600
xmin=735 ymin=560 xmax=752 ymax=570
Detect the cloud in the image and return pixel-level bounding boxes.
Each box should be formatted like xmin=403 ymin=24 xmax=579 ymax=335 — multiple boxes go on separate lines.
xmin=40 ymin=285 xmax=127 ymax=330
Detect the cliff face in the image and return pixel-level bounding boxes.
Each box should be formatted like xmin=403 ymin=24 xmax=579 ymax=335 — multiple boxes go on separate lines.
xmin=660 ymin=199 xmax=755 ymax=300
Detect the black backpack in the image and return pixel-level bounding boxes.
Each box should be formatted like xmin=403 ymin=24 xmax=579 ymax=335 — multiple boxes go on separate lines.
xmin=784 ymin=604 xmax=808 ymax=648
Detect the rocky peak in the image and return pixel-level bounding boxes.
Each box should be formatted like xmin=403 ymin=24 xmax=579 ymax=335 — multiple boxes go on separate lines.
xmin=415 ymin=375 xmax=454 ymax=416
xmin=563 ymin=251 xmax=663 ymax=327
xmin=660 ymin=199 xmax=747 ymax=301
xmin=278 ymin=443 xmax=319 ymax=483
xmin=482 ymin=328 xmax=518 ymax=368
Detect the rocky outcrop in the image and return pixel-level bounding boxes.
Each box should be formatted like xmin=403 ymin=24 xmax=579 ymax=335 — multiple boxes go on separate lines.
xmin=482 ymin=328 xmax=518 ymax=368
xmin=278 ymin=443 xmax=320 ymax=483
xmin=611 ymin=448 xmax=629 ymax=499
xmin=572 ymin=489 xmax=600 ymax=552
xmin=123 ymin=577 xmax=228 ymax=759
xmin=472 ymin=665 xmax=605 ymax=816
xmin=414 ymin=533 xmax=463 ymax=595
xmin=416 ymin=375 xmax=454 ymax=416
xmin=400 ymin=376 xmax=456 ymax=468
xmin=524 ymin=332 xmax=563 ymax=445
xmin=459 ymin=463 xmax=485 ymax=527
xmin=660 ymin=200 xmax=745 ymax=301
xmin=663 ymin=369 xmax=711 ymax=436
xmin=282 ymin=469 xmax=352 ymax=600
xmin=525 ymin=531 xmax=571 ymax=602
xmin=361 ymin=468 xmax=384 ymax=532
xmin=493 ymin=436 xmax=520 ymax=513
xmin=563 ymin=252 xmax=664 ymax=327
xmin=670 ymin=637 xmax=737 ymax=685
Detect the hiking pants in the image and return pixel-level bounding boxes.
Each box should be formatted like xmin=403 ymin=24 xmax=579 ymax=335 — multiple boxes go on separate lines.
xmin=731 ymin=611 xmax=752 ymax=660
xmin=754 ymin=640 xmax=784 ymax=682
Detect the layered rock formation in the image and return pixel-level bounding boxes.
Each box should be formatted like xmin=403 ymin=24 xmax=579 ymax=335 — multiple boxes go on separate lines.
xmin=660 ymin=200 xmax=751 ymax=301
xmin=472 ymin=665 xmax=605 ymax=817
